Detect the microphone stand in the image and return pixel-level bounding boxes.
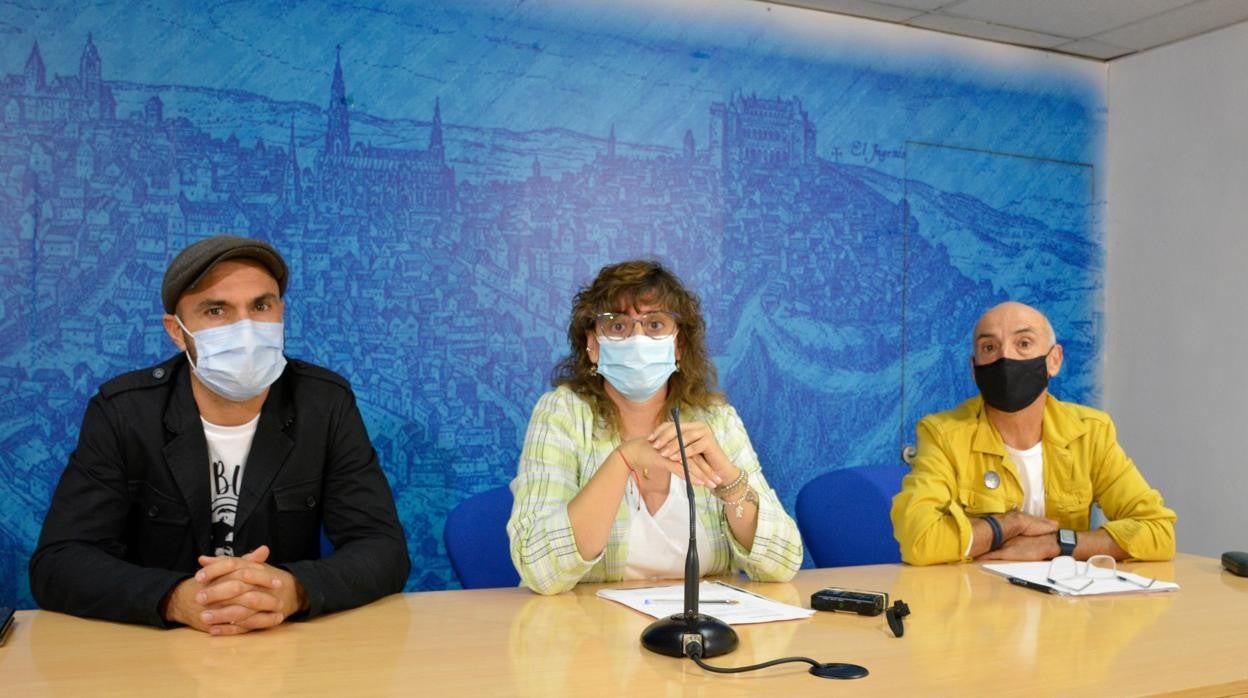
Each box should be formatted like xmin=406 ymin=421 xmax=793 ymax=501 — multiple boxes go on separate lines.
xmin=640 ymin=407 xmax=739 ymax=658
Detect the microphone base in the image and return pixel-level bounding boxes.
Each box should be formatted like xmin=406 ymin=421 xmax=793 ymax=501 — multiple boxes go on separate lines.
xmin=641 ymin=613 xmax=739 ymax=658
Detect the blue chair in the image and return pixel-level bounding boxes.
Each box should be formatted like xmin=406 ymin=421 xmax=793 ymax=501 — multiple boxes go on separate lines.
xmin=444 ymin=485 xmax=521 ymax=589
xmin=795 ymin=464 xmax=908 ymax=567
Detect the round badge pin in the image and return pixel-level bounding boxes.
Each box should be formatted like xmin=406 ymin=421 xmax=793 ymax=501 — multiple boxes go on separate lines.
xmin=983 ymin=470 xmax=1001 ymax=489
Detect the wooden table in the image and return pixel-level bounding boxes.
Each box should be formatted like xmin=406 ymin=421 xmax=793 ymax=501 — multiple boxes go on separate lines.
xmin=3 ymin=553 xmax=1246 ymax=696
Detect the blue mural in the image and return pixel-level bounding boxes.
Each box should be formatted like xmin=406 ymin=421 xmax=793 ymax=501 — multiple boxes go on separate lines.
xmin=0 ymin=0 xmax=1104 ymax=608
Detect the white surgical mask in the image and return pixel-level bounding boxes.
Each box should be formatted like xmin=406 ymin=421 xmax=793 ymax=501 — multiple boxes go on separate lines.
xmin=596 ymin=334 xmax=677 ymax=403
xmin=176 ymin=316 xmax=287 ymax=402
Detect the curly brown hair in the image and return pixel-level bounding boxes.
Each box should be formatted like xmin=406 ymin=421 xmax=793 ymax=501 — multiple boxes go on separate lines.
xmin=553 ymin=259 xmax=722 ymax=429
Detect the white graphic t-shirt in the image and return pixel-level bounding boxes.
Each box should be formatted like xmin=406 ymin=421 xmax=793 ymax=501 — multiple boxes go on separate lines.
xmin=202 ymin=414 xmax=260 ymax=557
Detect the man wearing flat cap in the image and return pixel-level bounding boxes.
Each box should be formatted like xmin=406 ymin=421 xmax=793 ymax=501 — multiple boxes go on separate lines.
xmin=30 ymin=235 xmax=410 ymax=634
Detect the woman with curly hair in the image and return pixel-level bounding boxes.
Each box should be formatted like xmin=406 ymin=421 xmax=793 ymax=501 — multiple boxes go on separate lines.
xmin=507 ymin=260 xmax=803 ymax=594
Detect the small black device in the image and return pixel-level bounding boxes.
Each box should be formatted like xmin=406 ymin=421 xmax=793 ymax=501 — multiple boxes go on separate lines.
xmin=1222 ymin=551 xmax=1248 ymax=577
xmin=885 ymin=600 xmax=910 ymax=638
xmin=811 ymin=587 xmax=888 ymax=616
xmin=0 ymin=606 xmax=14 ymax=647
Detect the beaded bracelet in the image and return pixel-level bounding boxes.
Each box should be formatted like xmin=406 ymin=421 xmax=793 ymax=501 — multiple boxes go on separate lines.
xmin=714 ymin=469 xmax=749 ymax=500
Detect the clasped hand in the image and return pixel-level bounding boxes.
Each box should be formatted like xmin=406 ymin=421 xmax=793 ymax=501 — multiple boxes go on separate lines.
xmin=977 ymin=512 xmax=1061 ymax=561
xmin=623 ymin=420 xmax=736 ymax=488
xmin=164 ymin=544 xmax=305 ymax=635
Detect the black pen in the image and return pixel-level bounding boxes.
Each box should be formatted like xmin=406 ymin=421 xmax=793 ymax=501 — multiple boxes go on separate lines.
xmin=1008 ymin=577 xmax=1058 ymax=595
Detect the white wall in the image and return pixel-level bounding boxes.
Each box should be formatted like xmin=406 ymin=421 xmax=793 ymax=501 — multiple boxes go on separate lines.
xmin=1106 ymin=21 xmax=1248 ymax=557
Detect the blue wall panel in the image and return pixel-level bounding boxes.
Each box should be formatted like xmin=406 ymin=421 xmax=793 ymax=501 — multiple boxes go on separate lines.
xmin=0 ymin=0 xmax=1104 ymax=607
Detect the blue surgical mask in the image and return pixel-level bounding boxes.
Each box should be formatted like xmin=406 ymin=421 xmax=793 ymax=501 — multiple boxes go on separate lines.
xmin=176 ymin=316 xmax=287 ymax=402
xmin=596 ymin=334 xmax=677 ymax=403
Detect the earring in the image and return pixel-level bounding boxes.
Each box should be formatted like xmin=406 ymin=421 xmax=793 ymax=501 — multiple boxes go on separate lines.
xmin=674 ymin=360 xmax=681 ymax=372
xmin=589 ymin=364 xmax=598 ymax=376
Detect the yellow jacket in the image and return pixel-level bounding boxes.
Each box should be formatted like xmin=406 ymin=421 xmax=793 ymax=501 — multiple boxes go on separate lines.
xmin=891 ymin=395 xmax=1176 ymax=565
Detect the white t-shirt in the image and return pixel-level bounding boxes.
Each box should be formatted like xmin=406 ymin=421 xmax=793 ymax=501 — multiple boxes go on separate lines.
xmin=202 ymin=414 xmax=260 ymax=556
xmin=969 ymin=441 xmax=1046 ymax=556
xmin=623 ymin=473 xmax=714 ymax=581
xmin=1005 ymin=442 xmax=1046 ymax=517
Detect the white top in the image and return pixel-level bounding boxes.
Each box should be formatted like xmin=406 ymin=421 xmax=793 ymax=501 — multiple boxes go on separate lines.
xmin=623 ymin=473 xmax=714 ymax=581
xmin=202 ymin=414 xmax=260 ymax=556
xmin=1005 ymin=441 xmax=1046 ymax=517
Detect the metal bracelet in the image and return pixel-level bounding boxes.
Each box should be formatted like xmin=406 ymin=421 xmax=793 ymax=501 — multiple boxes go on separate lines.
xmin=714 ymin=469 xmax=748 ymax=500
xmin=727 ymin=487 xmax=759 ymax=519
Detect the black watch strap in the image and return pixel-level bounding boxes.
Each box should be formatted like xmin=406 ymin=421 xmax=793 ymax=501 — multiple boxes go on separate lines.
xmin=982 ymin=515 xmax=1004 ymax=551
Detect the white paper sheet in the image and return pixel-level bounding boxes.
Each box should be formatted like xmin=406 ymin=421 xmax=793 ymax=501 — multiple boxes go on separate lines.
xmin=982 ymin=561 xmax=1180 ymax=596
xmin=597 ymin=581 xmax=814 ymax=624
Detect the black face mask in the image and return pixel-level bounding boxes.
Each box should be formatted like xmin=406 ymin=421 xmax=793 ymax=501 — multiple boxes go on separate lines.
xmin=973 ymin=351 xmax=1051 ymax=413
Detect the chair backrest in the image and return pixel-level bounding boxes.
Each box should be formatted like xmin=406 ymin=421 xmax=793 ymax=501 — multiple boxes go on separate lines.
xmin=796 ymin=464 xmax=908 ymax=568
xmin=444 ymin=485 xmax=521 ymax=589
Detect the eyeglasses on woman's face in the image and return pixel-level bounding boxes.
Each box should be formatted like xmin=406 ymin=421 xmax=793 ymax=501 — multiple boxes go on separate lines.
xmin=593 ymin=311 xmax=679 ymax=341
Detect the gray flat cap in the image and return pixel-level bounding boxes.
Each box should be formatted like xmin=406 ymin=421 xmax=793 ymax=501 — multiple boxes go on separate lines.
xmin=162 ymin=235 xmax=289 ymax=314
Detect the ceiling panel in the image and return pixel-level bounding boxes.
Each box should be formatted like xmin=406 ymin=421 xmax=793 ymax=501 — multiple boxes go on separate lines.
xmin=941 ymin=0 xmax=1193 ymax=38
xmin=1053 ymin=38 xmax=1136 ymax=61
xmin=764 ymin=0 xmax=924 ymax=22
xmin=906 ymin=12 xmax=1070 ymax=48
xmin=750 ymin=0 xmax=1248 ymax=61
xmin=1094 ymin=0 xmax=1248 ymax=50
xmin=871 ymin=0 xmax=951 ymax=9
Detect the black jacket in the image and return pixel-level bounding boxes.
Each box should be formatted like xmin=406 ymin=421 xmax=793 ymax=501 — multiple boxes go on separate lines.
xmin=29 ymin=354 xmax=410 ymax=627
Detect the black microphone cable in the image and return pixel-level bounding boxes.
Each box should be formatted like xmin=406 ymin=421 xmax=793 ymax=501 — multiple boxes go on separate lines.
xmin=683 ymin=637 xmax=868 ymax=679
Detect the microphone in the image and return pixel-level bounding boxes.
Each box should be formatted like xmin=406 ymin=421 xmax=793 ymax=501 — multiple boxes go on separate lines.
xmin=640 ymin=407 xmax=739 ymax=659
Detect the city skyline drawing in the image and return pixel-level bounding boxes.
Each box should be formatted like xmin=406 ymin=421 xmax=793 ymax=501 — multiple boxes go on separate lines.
xmin=0 ymin=0 xmax=1104 ymax=607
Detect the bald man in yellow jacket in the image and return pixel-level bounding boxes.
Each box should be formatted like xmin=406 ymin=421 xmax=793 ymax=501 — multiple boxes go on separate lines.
xmin=891 ymin=302 xmax=1175 ymax=566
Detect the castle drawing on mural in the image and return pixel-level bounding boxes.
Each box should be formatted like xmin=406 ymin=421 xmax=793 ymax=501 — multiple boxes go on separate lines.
xmin=3 ymin=36 xmax=835 ymax=250
xmin=0 ymin=34 xmax=1099 ymax=602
